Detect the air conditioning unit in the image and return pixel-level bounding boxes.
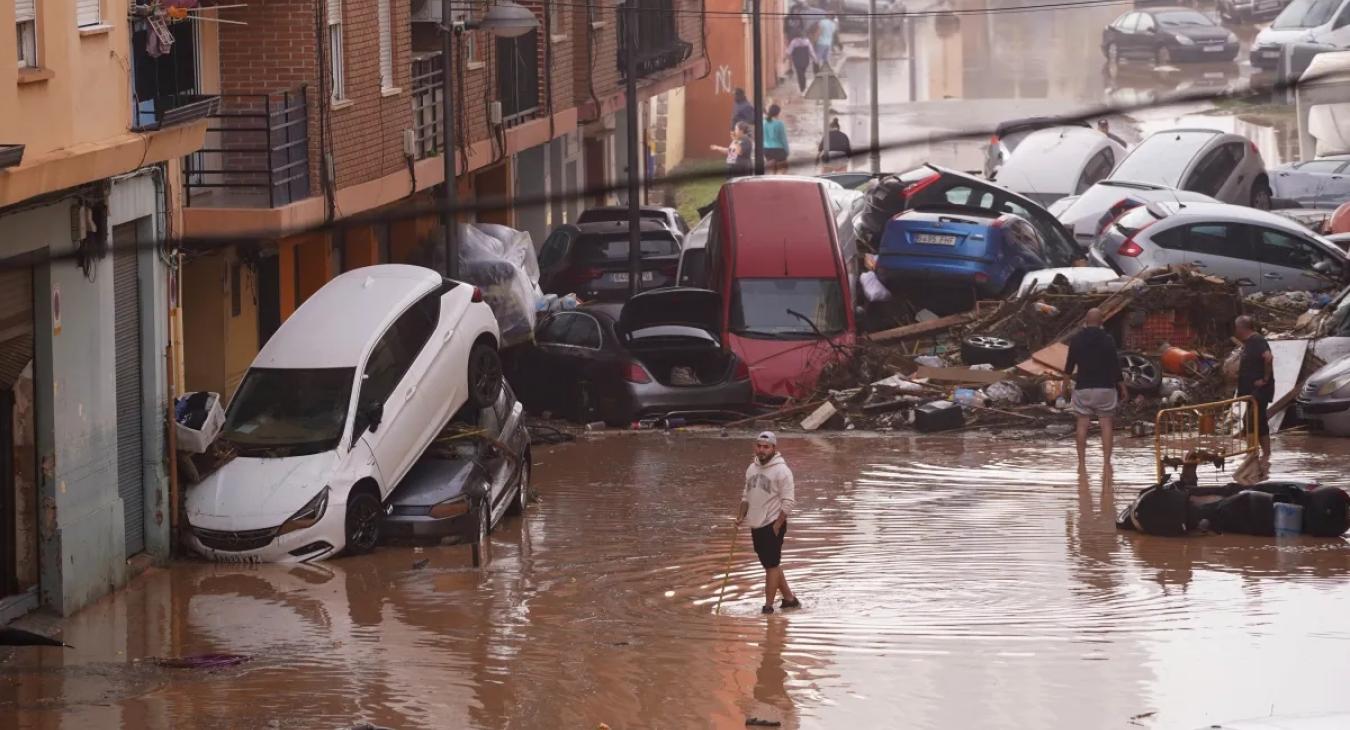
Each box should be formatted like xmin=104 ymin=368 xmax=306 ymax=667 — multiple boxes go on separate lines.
xmin=411 ymin=0 xmax=440 ymax=23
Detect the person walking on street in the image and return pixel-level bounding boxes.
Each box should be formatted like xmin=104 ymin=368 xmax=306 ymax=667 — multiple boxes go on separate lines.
xmin=735 ymin=432 xmax=800 ymax=615
xmin=1064 ymin=308 xmax=1127 ymax=478
xmin=814 ymin=15 xmax=838 ymax=71
xmin=1235 ymin=315 xmax=1275 ymax=474
xmin=710 ymin=122 xmax=754 ymax=179
xmin=731 ymin=88 xmax=755 ymax=131
xmin=817 ymin=118 xmax=852 ymax=173
xmin=763 ymin=104 xmax=790 ymax=174
xmin=786 ymin=36 xmax=819 ymax=94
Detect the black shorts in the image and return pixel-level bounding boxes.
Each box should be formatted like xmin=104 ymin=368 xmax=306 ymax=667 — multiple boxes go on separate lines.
xmin=764 ymin=148 xmax=788 ymax=162
xmin=751 ymin=522 xmax=787 ymax=569
xmin=1254 ymin=397 xmax=1271 ymax=437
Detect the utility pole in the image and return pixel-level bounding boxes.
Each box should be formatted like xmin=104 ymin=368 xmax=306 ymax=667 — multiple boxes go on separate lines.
xmin=625 ymin=0 xmax=642 ymax=300
xmin=907 ymin=14 xmax=917 ymax=103
xmin=751 ymin=0 xmax=765 ymax=176
xmin=868 ymin=0 xmax=879 ymax=173
xmin=440 ymin=0 xmax=459 ymax=279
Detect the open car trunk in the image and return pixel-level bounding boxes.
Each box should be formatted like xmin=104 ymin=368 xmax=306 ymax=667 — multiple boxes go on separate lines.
xmin=630 ymin=335 xmax=736 ymax=387
xmin=618 ymin=287 xmax=735 ymax=386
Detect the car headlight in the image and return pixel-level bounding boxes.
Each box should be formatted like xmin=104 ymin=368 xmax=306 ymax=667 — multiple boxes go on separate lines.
xmin=1175 ymin=34 xmax=1195 ymax=45
xmin=1318 ymin=373 xmax=1350 ymax=397
xmin=429 ymin=496 xmax=471 ymax=520
xmin=278 ymin=487 xmax=330 ymax=535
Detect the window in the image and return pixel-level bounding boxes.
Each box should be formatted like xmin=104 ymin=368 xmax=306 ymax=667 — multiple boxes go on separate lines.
xmin=943 ymin=186 xmax=995 ymax=208
xmin=497 ymin=29 xmax=541 ymax=120
xmin=538 ymin=229 xmax=574 ymax=269
xmin=730 ymin=278 xmax=847 ymax=339
xmin=1136 ymin=13 xmax=1156 ymax=32
xmin=221 ymin=368 xmax=356 ymax=456
xmin=357 ymin=293 xmax=441 ymax=419
xmin=1076 ymin=149 xmax=1117 ymax=195
xmin=1252 ymin=227 xmax=1332 ymax=270
xmin=1152 ymin=223 xmax=1252 ymax=259
xmin=76 ymin=0 xmax=100 ymax=28
xmin=327 ymin=0 xmax=345 ymax=102
xmin=537 ymin=314 xmax=575 ymax=344
xmin=561 ymin=314 xmax=603 ymax=349
xmin=15 ymin=0 xmax=36 ymax=68
xmin=548 ymin=0 xmax=566 ymax=36
xmin=1296 ymin=159 xmax=1348 ymax=173
xmin=454 ymin=6 xmax=479 ymax=63
xmin=1184 ymin=143 xmax=1244 ymax=197
xmin=377 ymin=0 xmax=393 ymax=90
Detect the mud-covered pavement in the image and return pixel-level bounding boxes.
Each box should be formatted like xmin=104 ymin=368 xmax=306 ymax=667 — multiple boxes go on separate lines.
xmin=6 ymin=432 xmax=1350 ymax=729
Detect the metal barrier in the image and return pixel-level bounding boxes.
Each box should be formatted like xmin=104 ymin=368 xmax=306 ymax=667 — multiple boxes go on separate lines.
xmin=1154 ymin=395 xmax=1260 ymax=482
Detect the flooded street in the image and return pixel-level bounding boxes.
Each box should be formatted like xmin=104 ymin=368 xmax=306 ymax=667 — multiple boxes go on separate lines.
xmin=6 ymin=432 xmax=1350 ymax=729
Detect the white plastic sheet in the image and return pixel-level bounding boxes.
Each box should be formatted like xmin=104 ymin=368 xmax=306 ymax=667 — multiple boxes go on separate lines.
xmin=175 ymin=392 xmax=225 ymax=455
xmin=458 ymin=224 xmax=540 ymax=346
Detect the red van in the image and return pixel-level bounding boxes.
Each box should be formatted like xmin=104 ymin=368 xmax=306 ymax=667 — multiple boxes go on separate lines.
xmin=703 ymin=177 xmax=857 ymax=402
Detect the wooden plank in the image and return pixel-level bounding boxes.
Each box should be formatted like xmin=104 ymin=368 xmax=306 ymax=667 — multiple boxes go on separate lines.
xmin=1018 ymin=342 xmax=1070 ymax=376
xmin=867 ymin=312 xmax=974 ymax=342
xmin=912 ymin=365 xmax=1008 ymax=385
xmin=800 ymin=401 xmax=839 ymax=431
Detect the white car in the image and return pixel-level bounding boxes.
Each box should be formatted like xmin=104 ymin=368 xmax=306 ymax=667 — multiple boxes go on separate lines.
xmin=1250 ymin=0 xmax=1350 ymax=71
xmin=186 ymin=265 xmax=503 ymax=563
xmin=993 ymin=127 xmax=1126 ymax=208
xmin=1108 ymin=128 xmax=1273 ymax=209
xmin=1052 ymin=179 xmax=1219 ymax=244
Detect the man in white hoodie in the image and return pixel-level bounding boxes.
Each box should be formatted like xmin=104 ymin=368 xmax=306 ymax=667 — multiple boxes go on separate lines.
xmin=736 ymin=431 xmax=800 ymax=614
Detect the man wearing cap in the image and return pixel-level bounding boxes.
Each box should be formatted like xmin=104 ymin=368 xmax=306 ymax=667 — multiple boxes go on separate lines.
xmin=736 ymin=432 xmax=800 ymax=614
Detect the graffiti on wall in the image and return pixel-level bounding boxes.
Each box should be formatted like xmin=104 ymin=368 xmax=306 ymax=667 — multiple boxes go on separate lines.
xmin=714 ymin=65 xmax=733 ymax=95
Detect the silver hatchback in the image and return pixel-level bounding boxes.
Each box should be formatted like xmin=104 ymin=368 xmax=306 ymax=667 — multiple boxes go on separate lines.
xmin=1109 ymin=128 xmax=1273 ymax=209
xmin=1090 ymin=201 xmax=1349 ymax=292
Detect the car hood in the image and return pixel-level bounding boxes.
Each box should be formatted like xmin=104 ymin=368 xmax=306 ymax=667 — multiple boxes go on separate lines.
xmin=186 ymin=451 xmax=337 ymax=527
xmin=387 ymin=458 xmax=481 ymax=507
xmin=1255 ymin=27 xmax=1316 ymax=46
xmin=618 ymin=287 xmax=721 ymax=337
xmin=728 ymin=332 xmax=854 ymax=400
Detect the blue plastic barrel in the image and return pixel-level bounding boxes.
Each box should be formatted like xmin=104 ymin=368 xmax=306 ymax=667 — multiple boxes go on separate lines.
xmin=1274 ymin=503 xmax=1304 ymax=537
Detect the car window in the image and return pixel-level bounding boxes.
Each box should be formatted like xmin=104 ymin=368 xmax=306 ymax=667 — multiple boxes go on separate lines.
xmin=357 ymin=334 xmax=405 ymax=427
xmin=539 ymin=229 xmax=572 ymax=270
xmin=395 ymin=293 xmax=440 ymax=363
xmin=1152 ymin=223 xmax=1252 ymax=258
xmin=1075 ymin=149 xmax=1117 ymax=195
xmin=944 ymin=186 xmax=995 ymax=208
xmin=999 ymin=198 xmax=1079 ymax=263
xmin=1137 ymin=13 xmax=1156 ymax=31
xmin=1252 ymin=226 xmax=1335 ymax=270
xmin=1296 ymin=159 xmax=1348 ymax=173
xmin=537 ymin=314 xmax=574 ymax=344
xmin=1184 ymin=144 xmax=1243 ymax=197
xmin=1111 ymin=12 xmax=1132 ymax=29
xmin=1002 ymin=217 xmax=1046 ymax=258
xmin=356 ymin=294 xmax=440 ymax=419
xmin=577 ymin=234 xmax=680 ymax=262
xmin=1119 ymin=12 xmax=1139 ymax=30
xmin=1274 ymin=0 xmax=1340 ymax=28
xmin=1157 ymin=10 xmax=1212 ymax=26
xmin=1337 ymin=0 xmax=1350 ymax=27
xmin=675 ymin=214 xmax=691 ymax=234
xmin=561 ymin=314 xmax=603 ymax=349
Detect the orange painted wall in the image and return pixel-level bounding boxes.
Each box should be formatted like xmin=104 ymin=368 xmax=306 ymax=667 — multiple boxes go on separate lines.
xmin=344 ymin=227 xmax=378 ymax=271
xmin=685 ymin=0 xmax=788 ymax=159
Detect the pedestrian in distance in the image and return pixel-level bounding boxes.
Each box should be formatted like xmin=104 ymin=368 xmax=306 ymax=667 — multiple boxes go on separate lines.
xmin=817 ymin=118 xmax=852 ymax=173
xmin=783 ymin=0 xmax=809 ymax=41
xmin=1064 ymin=308 xmax=1127 ymax=479
xmin=735 ymin=432 xmax=800 ymax=615
xmin=786 ymin=36 xmax=819 ymax=94
xmin=710 ymin=122 xmax=754 ymax=179
xmin=814 ymin=14 xmax=838 ymax=72
xmin=731 ymin=88 xmax=755 ymax=131
xmin=763 ymin=104 xmax=790 ymax=174
xmin=1235 ymin=315 xmax=1275 ymax=475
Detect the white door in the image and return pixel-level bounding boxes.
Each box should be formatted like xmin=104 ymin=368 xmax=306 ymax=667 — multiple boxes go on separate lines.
xmin=1152 ymin=222 xmax=1263 ymax=293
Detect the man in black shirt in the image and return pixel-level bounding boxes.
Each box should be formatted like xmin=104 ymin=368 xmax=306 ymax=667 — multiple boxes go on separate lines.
xmin=1063 ymin=308 xmax=1128 ymax=478
xmin=1235 ymin=315 xmax=1275 ymax=473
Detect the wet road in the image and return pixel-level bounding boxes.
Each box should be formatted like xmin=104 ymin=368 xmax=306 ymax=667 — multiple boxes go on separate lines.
xmin=6 ymin=432 xmax=1350 ymax=728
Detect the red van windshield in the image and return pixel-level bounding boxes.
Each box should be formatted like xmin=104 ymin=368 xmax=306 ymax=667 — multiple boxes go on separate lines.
xmin=730 ymin=278 xmax=847 ymax=339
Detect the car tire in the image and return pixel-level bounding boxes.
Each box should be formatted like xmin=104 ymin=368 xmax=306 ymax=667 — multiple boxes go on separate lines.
xmin=1155 ymin=46 xmax=1172 ymax=66
xmin=1251 ymin=180 xmax=1273 ymax=210
xmin=343 ymin=490 xmax=382 ymax=556
xmin=466 ymin=343 xmax=503 ymax=409
xmin=961 ymin=334 xmax=1018 ymax=369
xmin=1120 ymin=352 xmax=1163 ymax=396
xmin=507 ymin=456 xmax=531 ymax=517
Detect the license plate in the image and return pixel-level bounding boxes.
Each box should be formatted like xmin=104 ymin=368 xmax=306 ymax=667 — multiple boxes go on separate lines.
xmin=1203 ymin=45 xmax=1224 ymax=53
xmin=1263 ymin=49 xmax=1280 ymax=58
xmin=611 ymin=271 xmax=655 ymax=283
xmin=915 ymin=233 xmax=958 ymax=246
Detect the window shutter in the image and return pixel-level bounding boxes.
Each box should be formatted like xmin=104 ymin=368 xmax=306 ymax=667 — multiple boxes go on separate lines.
xmin=15 ymin=0 xmax=35 ymax=24
xmin=76 ymin=0 xmax=100 ymax=26
xmin=377 ymin=0 xmax=392 ymax=88
xmin=326 ymin=0 xmax=341 ymax=26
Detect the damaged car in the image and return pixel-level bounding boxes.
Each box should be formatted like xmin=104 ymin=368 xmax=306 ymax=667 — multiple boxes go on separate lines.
xmin=508 ymin=288 xmax=754 ymax=426
xmin=186 ymin=265 xmax=503 ymax=563
xmin=1298 ymin=353 xmax=1350 ymax=435
xmin=537 ymin=220 xmax=682 ymax=302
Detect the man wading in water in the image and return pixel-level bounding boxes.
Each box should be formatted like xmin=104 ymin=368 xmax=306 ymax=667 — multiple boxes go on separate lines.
xmin=1064 ymin=308 xmax=1127 ymax=480
xmin=736 ymin=432 xmax=800 ymax=614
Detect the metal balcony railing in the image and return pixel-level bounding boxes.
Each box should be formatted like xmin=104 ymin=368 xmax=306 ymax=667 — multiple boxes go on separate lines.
xmin=411 ymin=53 xmax=445 ymax=161
xmin=617 ymin=0 xmax=691 ymax=79
xmin=183 ymin=88 xmax=310 ymax=209
xmin=497 ymin=32 xmax=542 ymax=127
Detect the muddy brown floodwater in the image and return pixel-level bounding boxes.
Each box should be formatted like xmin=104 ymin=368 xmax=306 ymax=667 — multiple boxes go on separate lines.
xmin=5 ymin=432 xmax=1350 ymax=729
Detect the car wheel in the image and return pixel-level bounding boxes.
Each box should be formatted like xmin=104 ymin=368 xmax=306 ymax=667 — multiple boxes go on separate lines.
xmin=343 ymin=490 xmax=382 ymax=556
xmin=1155 ymin=46 xmax=1172 ymax=66
xmin=1120 ymin=352 xmax=1163 ymax=395
xmin=960 ymin=334 xmax=1018 ymax=369
xmin=507 ymin=456 xmax=531 ymax=517
xmin=1251 ymin=180 xmax=1273 ymax=210
xmin=466 ymin=343 xmax=503 ymax=409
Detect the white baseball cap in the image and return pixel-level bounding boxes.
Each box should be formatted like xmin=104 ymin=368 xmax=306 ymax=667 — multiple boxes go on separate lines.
xmin=756 ymin=431 xmax=777 ymax=446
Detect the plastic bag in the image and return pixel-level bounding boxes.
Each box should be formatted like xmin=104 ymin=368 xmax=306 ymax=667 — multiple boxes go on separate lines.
xmin=175 ymin=391 xmax=225 ymax=455
xmin=985 ymin=381 xmax=1024 ymax=406
xmin=458 ymin=224 xmax=539 ymax=346
xmin=860 ymin=271 xmax=892 ymax=302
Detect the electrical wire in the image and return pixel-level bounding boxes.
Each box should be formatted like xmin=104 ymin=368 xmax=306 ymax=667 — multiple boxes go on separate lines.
xmin=440 ymin=0 xmax=1137 ymax=20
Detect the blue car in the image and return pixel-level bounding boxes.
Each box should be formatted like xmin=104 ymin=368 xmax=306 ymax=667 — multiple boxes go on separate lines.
xmin=876 ymin=205 xmax=1080 ymax=310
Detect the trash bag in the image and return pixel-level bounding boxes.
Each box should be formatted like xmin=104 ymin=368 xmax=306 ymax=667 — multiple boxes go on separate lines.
xmin=1118 ymin=482 xmax=1191 ymax=536
xmin=174 ymin=391 xmax=225 ymax=455
xmin=458 ymin=224 xmax=539 ymax=346
xmin=1301 ymin=486 xmax=1350 ymax=537
xmin=986 ymin=381 xmax=1024 ymax=406
xmin=1197 ymin=489 xmax=1276 ymax=536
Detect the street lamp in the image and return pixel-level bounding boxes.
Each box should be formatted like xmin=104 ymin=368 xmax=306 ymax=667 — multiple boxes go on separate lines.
xmin=441 ymin=0 xmax=539 ymax=279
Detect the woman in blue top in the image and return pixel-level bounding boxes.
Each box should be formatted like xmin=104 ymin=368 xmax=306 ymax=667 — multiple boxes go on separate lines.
xmin=762 ymin=104 xmax=789 ymax=174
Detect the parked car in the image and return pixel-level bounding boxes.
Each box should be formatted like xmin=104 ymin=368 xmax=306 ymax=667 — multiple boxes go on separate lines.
xmin=819 ymin=171 xmax=881 ymax=190
xmin=1270 ymin=155 xmax=1350 ymax=208
xmin=1089 ymin=201 xmax=1350 ymax=292
xmin=1108 ymin=128 xmax=1272 ymax=208
xmin=877 ymin=206 xmax=1083 ymax=312
xmin=576 ymin=205 xmax=691 ymax=236
xmin=1052 ymin=179 xmax=1219 ymax=243
xmin=1296 ymin=353 xmax=1350 ymax=434
xmin=185 ymin=265 xmax=503 ymax=563
xmin=854 ymin=165 xmax=1082 ymax=261
xmin=1251 ymin=0 xmax=1350 ymax=70
xmin=992 ymin=127 xmax=1127 ymax=207
xmin=709 ymin=177 xmax=858 ymax=402
xmin=507 ymin=288 xmax=754 ymax=425
xmin=983 ymin=117 xmax=1094 ymax=179
xmin=537 ymin=220 xmax=682 ymax=302
xmin=1217 ymin=0 xmax=1293 ymax=23
xmin=1102 ymin=7 xmax=1241 ymax=65
xmin=676 ymin=214 xmax=712 ymax=287
xmin=381 ymin=383 xmax=530 ymax=551
xmin=1311 ymin=282 xmax=1350 ymax=361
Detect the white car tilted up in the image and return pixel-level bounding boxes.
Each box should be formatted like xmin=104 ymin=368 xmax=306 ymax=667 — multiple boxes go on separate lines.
xmin=186 ymin=265 xmax=503 ymax=563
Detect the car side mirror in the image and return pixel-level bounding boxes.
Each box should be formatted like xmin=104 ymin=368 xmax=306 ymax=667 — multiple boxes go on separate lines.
xmin=1236 ymin=278 xmax=1256 ymax=287
xmin=362 ymin=402 xmax=384 ymax=433
xmin=1314 ymin=260 xmax=1335 ymax=275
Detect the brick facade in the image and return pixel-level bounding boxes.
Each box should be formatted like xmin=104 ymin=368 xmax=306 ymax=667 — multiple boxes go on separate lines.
xmin=577 ymin=0 xmax=708 ymax=122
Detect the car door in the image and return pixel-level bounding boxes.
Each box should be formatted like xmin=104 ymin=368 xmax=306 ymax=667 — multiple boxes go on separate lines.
xmin=1251 ymin=225 xmax=1346 ymax=291
xmin=515 ymin=313 xmax=577 ymax=413
xmin=1212 ymin=143 xmax=1254 ymax=205
xmin=1150 ymin=222 xmax=1261 ymax=293
xmin=1274 ymin=160 xmax=1343 ymax=204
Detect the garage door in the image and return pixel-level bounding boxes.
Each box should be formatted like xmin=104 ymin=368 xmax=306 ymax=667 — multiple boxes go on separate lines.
xmin=113 ymin=225 xmax=145 ymax=556
xmin=0 ymin=266 xmax=33 ymax=596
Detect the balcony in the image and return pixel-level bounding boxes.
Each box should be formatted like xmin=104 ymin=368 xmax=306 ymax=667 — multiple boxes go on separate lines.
xmin=411 ymin=53 xmax=445 ymax=161
xmin=183 ymin=89 xmax=311 ymax=209
xmin=617 ymin=0 xmax=692 ymax=79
